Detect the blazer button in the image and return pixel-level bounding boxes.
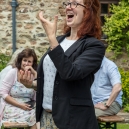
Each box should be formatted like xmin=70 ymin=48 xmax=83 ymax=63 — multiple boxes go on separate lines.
xmin=55 ymin=81 xmax=59 ymax=85
xmin=54 ymin=96 xmax=58 ymax=100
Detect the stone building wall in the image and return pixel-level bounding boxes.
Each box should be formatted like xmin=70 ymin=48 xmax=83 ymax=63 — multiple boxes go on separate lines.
xmin=0 ymin=0 xmax=128 ymax=69
xmin=0 ymin=0 xmax=65 ymax=58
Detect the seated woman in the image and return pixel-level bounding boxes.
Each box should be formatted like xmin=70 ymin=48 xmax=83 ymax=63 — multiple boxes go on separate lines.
xmin=0 ymin=48 xmax=24 ymax=86
xmin=0 ymin=48 xmax=37 ymax=129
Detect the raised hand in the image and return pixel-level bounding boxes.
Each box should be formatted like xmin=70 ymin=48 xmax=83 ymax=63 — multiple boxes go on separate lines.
xmin=19 ymin=70 xmax=34 ymax=88
xmin=24 ymin=66 xmax=37 ymax=79
xmin=39 ymin=11 xmax=58 ymax=40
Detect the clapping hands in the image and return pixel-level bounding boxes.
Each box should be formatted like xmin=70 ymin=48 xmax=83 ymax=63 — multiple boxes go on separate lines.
xmin=19 ymin=66 xmax=37 ymax=88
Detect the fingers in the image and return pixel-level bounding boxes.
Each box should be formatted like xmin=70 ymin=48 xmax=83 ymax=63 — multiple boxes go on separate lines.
xmin=25 ymin=66 xmax=37 ymax=77
xmin=19 ymin=70 xmax=24 ymax=83
xmin=31 ymin=73 xmax=34 ymax=81
xmin=39 ymin=11 xmax=46 ymax=23
xmin=24 ymin=104 xmax=32 ymax=111
xmin=54 ymin=15 xmax=58 ymax=24
xmin=24 ymin=66 xmax=31 ymax=71
xmin=27 ymin=70 xmax=31 ymax=80
xmin=39 ymin=11 xmax=58 ymax=24
xmin=95 ymin=103 xmax=107 ymax=110
xmin=19 ymin=70 xmax=27 ymax=81
xmin=21 ymin=70 xmax=31 ymax=81
xmin=94 ymin=105 xmax=99 ymax=108
xmin=39 ymin=11 xmax=43 ymax=19
xmin=19 ymin=70 xmax=24 ymax=77
xmin=38 ymin=11 xmax=58 ymax=38
xmin=21 ymin=103 xmax=31 ymax=111
xmin=23 ymin=71 xmax=33 ymax=86
xmin=19 ymin=70 xmax=33 ymax=88
xmin=23 ymin=70 xmax=28 ymax=80
xmin=94 ymin=103 xmax=101 ymax=108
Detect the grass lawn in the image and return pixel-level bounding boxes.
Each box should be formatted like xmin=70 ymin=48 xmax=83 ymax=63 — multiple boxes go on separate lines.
xmin=1 ymin=124 xmax=129 ymax=129
xmin=99 ymin=123 xmax=129 ymax=129
xmin=117 ymin=123 xmax=129 ymax=129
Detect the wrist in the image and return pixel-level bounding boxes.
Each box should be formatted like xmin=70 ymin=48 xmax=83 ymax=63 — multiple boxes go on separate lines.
xmin=34 ymin=78 xmax=37 ymax=81
xmin=31 ymin=81 xmax=37 ymax=90
xmin=17 ymin=103 xmax=22 ymax=108
xmin=104 ymin=102 xmax=110 ymax=108
xmin=34 ymin=72 xmax=37 ymax=79
xmin=31 ymin=81 xmax=35 ymax=88
xmin=48 ymin=36 xmax=59 ymax=51
xmin=48 ymin=35 xmax=56 ymax=40
xmin=50 ymin=45 xmax=58 ymax=51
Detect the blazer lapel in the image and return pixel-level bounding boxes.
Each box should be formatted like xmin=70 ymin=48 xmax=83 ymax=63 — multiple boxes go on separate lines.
xmin=56 ymin=33 xmax=87 ymax=58
xmin=65 ymin=35 xmax=87 ymax=58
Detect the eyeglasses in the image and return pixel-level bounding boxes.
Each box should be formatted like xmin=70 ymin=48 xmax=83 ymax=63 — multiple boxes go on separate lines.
xmin=63 ymin=2 xmax=86 ymax=9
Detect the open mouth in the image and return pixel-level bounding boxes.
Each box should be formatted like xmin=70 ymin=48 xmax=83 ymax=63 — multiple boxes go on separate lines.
xmin=67 ymin=14 xmax=74 ymax=19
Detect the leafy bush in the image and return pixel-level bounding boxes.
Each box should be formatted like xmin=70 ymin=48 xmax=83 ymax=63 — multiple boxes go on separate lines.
xmin=103 ymin=1 xmax=129 ymax=57
xmin=102 ymin=0 xmax=129 ymax=112
xmin=0 ymin=54 xmax=10 ymax=71
xmin=119 ymin=68 xmax=129 ymax=112
xmin=124 ymin=104 xmax=129 ymax=112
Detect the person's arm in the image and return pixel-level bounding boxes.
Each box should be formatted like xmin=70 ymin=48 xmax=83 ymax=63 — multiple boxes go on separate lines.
xmin=31 ymin=80 xmax=37 ymax=91
xmin=20 ymin=11 xmax=58 ymax=88
xmin=105 ymin=83 xmax=122 ymax=107
xmin=48 ymin=41 xmax=105 ymax=81
xmin=0 ymin=69 xmax=16 ymax=99
xmin=106 ymin=66 xmax=122 ymax=107
xmin=95 ymin=66 xmax=122 ymax=110
xmin=95 ymin=83 xmax=122 ymax=110
xmin=0 ymin=69 xmax=32 ymax=111
xmin=38 ymin=11 xmax=59 ymax=50
xmin=5 ymin=95 xmax=32 ymax=110
xmin=24 ymin=66 xmax=37 ymax=79
xmin=19 ymin=70 xmax=37 ymax=89
xmin=19 ymin=65 xmax=37 ymax=89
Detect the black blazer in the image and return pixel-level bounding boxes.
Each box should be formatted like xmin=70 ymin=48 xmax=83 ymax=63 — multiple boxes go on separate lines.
xmin=36 ymin=33 xmax=105 ymax=129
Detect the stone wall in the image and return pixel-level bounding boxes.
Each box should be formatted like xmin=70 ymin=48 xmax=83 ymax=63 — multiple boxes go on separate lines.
xmin=0 ymin=0 xmax=65 ymax=58
xmin=0 ymin=0 xmax=128 ymax=69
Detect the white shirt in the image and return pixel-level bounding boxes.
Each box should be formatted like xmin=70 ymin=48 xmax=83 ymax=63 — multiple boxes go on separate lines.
xmin=42 ymin=38 xmax=76 ymax=110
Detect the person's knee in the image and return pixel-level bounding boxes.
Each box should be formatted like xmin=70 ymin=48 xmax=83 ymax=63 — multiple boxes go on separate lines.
xmin=94 ymin=108 xmax=106 ymax=117
xmin=95 ymin=108 xmax=101 ymax=117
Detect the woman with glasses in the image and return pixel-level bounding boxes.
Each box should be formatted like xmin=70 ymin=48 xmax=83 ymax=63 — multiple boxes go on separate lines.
xmin=20 ymin=0 xmax=105 ymax=129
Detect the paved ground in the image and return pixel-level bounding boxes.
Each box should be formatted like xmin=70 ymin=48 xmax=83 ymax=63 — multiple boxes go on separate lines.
xmin=117 ymin=111 xmax=129 ymax=123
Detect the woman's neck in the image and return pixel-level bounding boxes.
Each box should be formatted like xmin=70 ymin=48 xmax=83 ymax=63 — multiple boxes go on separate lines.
xmin=67 ymin=29 xmax=79 ymax=40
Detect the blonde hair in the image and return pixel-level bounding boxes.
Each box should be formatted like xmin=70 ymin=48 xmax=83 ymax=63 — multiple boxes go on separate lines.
xmin=7 ymin=48 xmax=24 ymax=66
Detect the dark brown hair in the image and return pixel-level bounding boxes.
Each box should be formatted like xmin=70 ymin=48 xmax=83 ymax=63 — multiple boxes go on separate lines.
xmin=15 ymin=48 xmax=38 ymax=70
xmin=63 ymin=0 xmax=101 ymax=39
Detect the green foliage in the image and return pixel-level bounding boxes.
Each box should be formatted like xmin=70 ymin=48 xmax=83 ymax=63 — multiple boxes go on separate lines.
xmin=103 ymin=1 xmax=129 ymax=57
xmin=124 ymin=104 xmax=129 ymax=112
xmin=0 ymin=54 xmax=10 ymax=71
xmin=119 ymin=68 xmax=129 ymax=111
